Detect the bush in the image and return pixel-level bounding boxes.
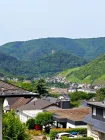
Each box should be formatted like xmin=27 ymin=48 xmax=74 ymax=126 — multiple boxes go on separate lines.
xmin=35 ymin=112 xmax=53 ymax=133
xmin=70 ymin=101 xmax=81 ymax=107
xmin=3 ymin=111 xmax=30 ymax=140
xmin=26 ymin=118 xmax=35 ymax=130
xmin=61 ymin=137 xmax=94 ymax=140
xmin=50 ymin=128 xmax=87 ymax=140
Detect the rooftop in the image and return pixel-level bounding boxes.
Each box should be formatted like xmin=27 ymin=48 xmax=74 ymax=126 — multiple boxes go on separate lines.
xmin=17 ymin=99 xmax=56 ymax=110
xmin=84 ymin=114 xmax=105 ymax=133
xmin=11 ymin=97 xmax=31 ymax=109
xmin=42 ymin=96 xmax=58 ymax=103
xmin=0 ymin=80 xmax=39 ymax=97
xmin=49 ymin=107 xmax=91 ymax=121
xmin=87 ymin=101 xmax=105 ymax=109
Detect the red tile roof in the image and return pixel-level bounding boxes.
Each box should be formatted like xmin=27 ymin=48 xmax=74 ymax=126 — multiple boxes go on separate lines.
xmin=11 ymin=97 xmax=31 ymax=109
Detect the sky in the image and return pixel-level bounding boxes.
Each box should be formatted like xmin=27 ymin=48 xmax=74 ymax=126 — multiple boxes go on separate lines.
xmin=0 ymin=0 xmax=105 ymax=45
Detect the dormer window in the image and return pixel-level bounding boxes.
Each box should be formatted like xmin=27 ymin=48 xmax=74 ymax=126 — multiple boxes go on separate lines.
xmin=93 ymin=107 xmax=96 ymax=116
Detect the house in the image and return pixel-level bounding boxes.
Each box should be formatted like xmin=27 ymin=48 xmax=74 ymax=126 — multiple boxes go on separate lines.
xmin=4 ymin=93 xmax=71 ymax=123
xmin=3 ymin=97 xmax=20 ymax=112
xmin=77 ymin=88 xmax=96 ymax=93
xmin=67 ymin=88 xmax=77 ymax=93
xmin=15 ymin=94 xmax=71 ymax=123
xmin=48 ymin=107 xmax=91 ymax=128
xmin=3 ymin=97 xmax=31 ymax=112
xmin=84 ymin=101 xmax=105 ymax=140
xmin=17 ymin=99 xmax=60 ymax=123
xmin=43 ymin=94 xmax=71 ymax=109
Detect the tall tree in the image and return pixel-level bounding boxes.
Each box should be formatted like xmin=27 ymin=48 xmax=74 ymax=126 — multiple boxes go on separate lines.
xmin=33 ymin=79 xmax=48 ymax=97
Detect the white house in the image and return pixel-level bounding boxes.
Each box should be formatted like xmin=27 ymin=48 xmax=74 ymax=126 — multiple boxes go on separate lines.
xmin=17 ymin=99 xmax=60 ymax=123
xmin=3 ymin=97 xmax=31 ymax=112
xmin=49 ymin=107 xmax=91 ymax=129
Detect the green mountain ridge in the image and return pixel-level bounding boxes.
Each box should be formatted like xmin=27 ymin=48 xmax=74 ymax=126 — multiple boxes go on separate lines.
xmin=1 ymin=37 xmax=105 ymax=61
xmin=1 ymin=37 xmax=105 ymax=79
xmin=59 ymin=54 xmax=105 ymax=84
xmin=0 ymin=51 xmax=86 ymax=78
xmin=33 ymin=51 xmax=87 ymax=77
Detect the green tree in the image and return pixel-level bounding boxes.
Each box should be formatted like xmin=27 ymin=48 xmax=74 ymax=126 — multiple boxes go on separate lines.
xmin=96 ymin=88 xmax=105 ymax=101
xmin=3 ymin=110 xmax=30 ymax=140
xmin=35 ymin=112 xmax=53 ymax=133
xmin=26 ymin=118 xmax=35 ymax=130
xmin=70 ymin=91 xmax=88 ymax=102
xmin=87 ymin=93 xmax=96 ymax=100
xmin=21 ymin=82 xmax=33 ymax=91
xmin=33 ymin=79 xmax=48 ymax=97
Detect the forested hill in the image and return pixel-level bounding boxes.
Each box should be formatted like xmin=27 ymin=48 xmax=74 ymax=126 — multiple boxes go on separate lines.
xmin=59 ymin=54 xmax=105 ymax=84
xmin=1 ymin=37 xmax=105 ymax=61
xmin=0 ymin=51 xmax=87 ymax=78
xmin=0 ymin=52 xmax=34 ymax=77
xmin=1 ymin=37 xmax=105 ymax=78
xmin=0 ymin=52 xmax=21 ymax=76
xmin=33 ymin=51 xmax=87 ymax=76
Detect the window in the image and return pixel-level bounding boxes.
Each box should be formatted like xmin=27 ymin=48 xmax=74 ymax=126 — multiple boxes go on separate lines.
xmin=93 ymin=107 xmax=96 ymax=116
xmin=103 ymin=110 xmax=105 ymax=118
xmin=63 ymin=134 xmax=70 ymax=137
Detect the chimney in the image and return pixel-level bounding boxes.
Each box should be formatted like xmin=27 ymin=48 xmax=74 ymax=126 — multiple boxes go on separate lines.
xmin=59 ymin=95 xmax=70 ymax=109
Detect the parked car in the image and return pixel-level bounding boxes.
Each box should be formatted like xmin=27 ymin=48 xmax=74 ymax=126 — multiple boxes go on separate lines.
xmin=55 ymin=132 xmax=77 ymax=140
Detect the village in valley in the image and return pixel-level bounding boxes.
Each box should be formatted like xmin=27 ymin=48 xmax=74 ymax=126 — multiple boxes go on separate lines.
xmin=1 ymin=75 xmax=105 ymax=140
xmin=1 ymin=1 xmax=105 ymax=140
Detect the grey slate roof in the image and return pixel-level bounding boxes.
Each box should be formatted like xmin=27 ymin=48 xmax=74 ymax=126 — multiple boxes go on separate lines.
xmin=84 ymin=114 xmax=105 ymax=133
xmin=17 ymin=99 xmax=55 ymax=110
xmin=0 ymin=80 xmax=39 ymax=97
xmin=87 ymin=102 xmax=105 ymax=109
xmin=43 ymin=97 xmax=58 ymax=103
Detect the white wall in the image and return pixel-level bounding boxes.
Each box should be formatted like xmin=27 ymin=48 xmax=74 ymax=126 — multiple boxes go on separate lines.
xmin=19 ymin=112 xmax=30 ymax=123
xmin=18 ymin=110 xmax=43 ymax=123
xmin=66 ymin=122 xmax=87 ymax=128
xmin=3 ymin=98 xmax=9 ymax=107
xmin=87 ymin=124 xmax=101 ymax=140
xmin=3 ymin=98 xmax=10 ymax=113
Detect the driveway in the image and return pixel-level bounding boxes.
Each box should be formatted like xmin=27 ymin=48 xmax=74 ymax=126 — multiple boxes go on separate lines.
xmin=32 ymin=136 xmax=42 ymax=140
xmin=32 ymin=136 xmax=50 ymax=140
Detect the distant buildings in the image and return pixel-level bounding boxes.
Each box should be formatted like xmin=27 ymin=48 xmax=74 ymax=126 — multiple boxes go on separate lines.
xmin=52 ymin=50 xmax=55 ymax=54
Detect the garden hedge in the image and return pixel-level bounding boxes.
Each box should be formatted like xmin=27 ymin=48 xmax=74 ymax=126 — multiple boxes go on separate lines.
xmin=50 ymin=128 xmax=87 ymax=140
xmin=61 ymin=137 xmax=94 ymax=140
